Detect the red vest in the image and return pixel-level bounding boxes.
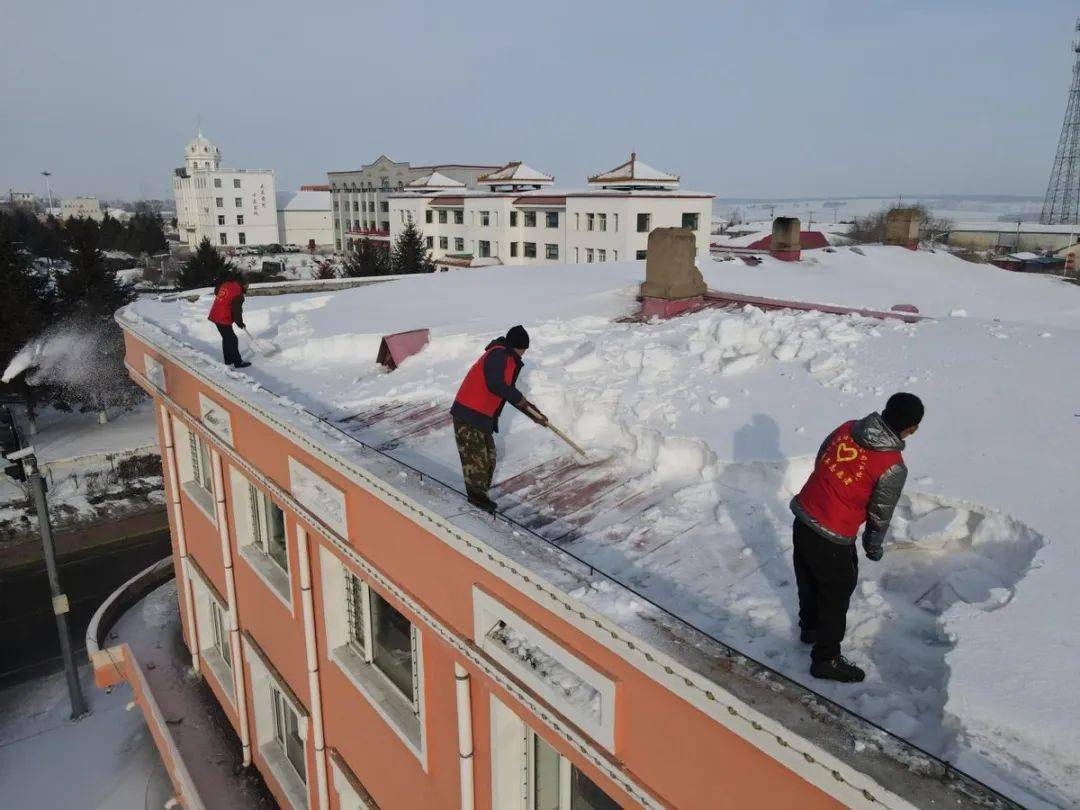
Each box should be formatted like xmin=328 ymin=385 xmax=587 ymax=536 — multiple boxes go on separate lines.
xmin=208 ymin=281 xmax=242 ymax=325
xmin=454 ymin=346 xmax=517 ymax=418
xmin=795 ymin=421 xmax=902 ymax=539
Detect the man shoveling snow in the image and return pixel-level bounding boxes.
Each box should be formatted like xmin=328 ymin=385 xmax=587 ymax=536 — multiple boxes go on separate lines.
xmin=450 ymin=325 xmax=549 ymax=514
xmin=790 ymin=392 xmax=924 ymax=683
xmin=207 ymin=272 xmax=251 ymax=369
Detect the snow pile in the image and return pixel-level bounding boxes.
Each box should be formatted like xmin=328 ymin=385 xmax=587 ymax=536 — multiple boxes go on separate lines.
xmin=122 ymin=252 xmax=1080 ymax=807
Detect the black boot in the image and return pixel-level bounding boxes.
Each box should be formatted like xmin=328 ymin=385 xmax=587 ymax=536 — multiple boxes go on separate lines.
xmin=800 ymin=627 xmax=817 ymax=644
xmin=811 ymin=655 xmax=865 ymax=683
xmin=233 ymin=360 xmax=252 ymax=369
xmin=468 ymin=493 xmax=498 ymax=514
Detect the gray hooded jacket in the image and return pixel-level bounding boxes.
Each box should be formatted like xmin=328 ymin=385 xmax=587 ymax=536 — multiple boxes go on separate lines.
xmin=790 ymin=412 xmax=908 ymax=555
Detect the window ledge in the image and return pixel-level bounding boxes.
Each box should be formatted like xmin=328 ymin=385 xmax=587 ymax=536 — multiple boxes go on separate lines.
xmin=260 ymin=742 xmax=308 ymax=810
xmin=202 ymin=648 xmax=235 ymax=705
xmin=182 ymin=481 xmax=217 ymax=526
xmin=330 ymin=644 xmax=423 ymax=762
xmin=239 ymin=544 xmax=293 ymax=611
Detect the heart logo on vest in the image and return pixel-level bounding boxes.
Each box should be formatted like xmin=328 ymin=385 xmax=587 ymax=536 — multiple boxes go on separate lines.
xmin=835 ymin=442 xmax=859 ymax=463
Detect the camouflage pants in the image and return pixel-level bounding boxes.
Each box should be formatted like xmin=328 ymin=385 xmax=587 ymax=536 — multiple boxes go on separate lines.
xmin=454 ymin=420 xmax=496 ymax=499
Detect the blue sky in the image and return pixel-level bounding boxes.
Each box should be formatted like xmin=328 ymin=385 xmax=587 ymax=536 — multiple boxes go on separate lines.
xmin=0 ymin=0 xmax=1072 ymax=200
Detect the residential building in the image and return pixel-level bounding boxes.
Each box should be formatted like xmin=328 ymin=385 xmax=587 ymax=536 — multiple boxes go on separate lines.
xmin=327 ymin=155 xmax=499 ymax=253
xmin=173 ymin=131 xmax=278 ymax=249
xmin=276 ymin=190 xmax=334 ymax=249
xmin=106 ymin=263 xmax=1007 ymax=810
xmin=389 ymin=154 xmax=714 ymax=270
xmin=6 ymin=190 xmax=37 ymax=211
xmin=60 ymin=196 xmax=104 ymax=221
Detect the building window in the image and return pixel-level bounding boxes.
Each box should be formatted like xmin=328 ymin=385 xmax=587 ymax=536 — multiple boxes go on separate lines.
xmin=510 ymin=211 xmax=518 ymax=227
xmin=368 ymin=202 xmax=375 ymax=212
xmin=272 ymin=687 xmax=306 ymax=784
xmin=353 ymin=202 xmax=359 ymax=212
xmin=545 ymin=244 xmax=559 ymax=260
xmin=238 ymin=232 xmax=246 ymax=246
xmin=232 ymin=467 xmax=292 ymax=606
xmin=455 ymin=237 xmax=464 ymax=252
xmin=233 ymin=178 xmax=241 ymax=189
xmin=216 ymin=197 xmax=224 ymax=208
xmin=219 ymin=232 xmax=228 ymax=245
xmin=574 ymin=247 xmax=579 ymax=263
xmin=438 ymin=210 xmax=448 ymax=224
xmin=236 ymin=215 xmax=244 ymax=225
xmin=586 ymin=213 xmax=595 ymax=231
xmin=480 ymin=211 xmax=490 ymax=227
xmin=439 ymin=236 xmax=449 ymax=250
xmin=250 ymin=484 xmax=287 ymax=573
xmin=546 ymin=211 xmax=559 ymax=228
xmin=614 ymin=213 xmax=619 ymax=232
xmin=214 ymin=178 xmax=222 ymax=188
xmin=454 ymin=210 xmax=464 ymax=225
xmin=426 ymin=236 xmax=434 ymax=249
xmin=235 ymin=197 xmax=243 ymax=208
xmin=598 ymin=249 xmax=606 ymax=262
xmin=343 ymin=573 xmax=418 ymax=707
xmin=524 ymin=211 xmax=537 ymax=227
xmin=528 ymin=732 xmax=619 ymax=810
xmin=613 ymin=250 xmax=618 ymax=261
xmin=510 ymin=242 xmax=518 ymax=257
xmin=598 ymin=213 xmax=607 ymax=232
xmin=524 ymin=242 xmax=537 ymax=258
xmin=636 ymin=250 xmax=648 ymax=260
xmin=209 ymin=599 xmax=231 ymax=670
xmin=218 ymin=215 xmax=226 ymax=226
xmin=637 ymin=213 xmax=651 ymax=232
xmin=478 ymin=240 xmax=491 ymax=258
xmin=380 ymin=201 xmax=389 ymax=213
xmin=682 ymin=212 xmax=700 ymax=230
xmin=575 ymin=213 xmax=580 ymax=230
xmin=336 ymin=239 xmax=342 ymax=250
xmin=176 ymin=420 xmax=216 ymax=521
xmin=380 ymin=221 xmax=389 ymax=233
xmin=425 ymin=210 xmax=433 ymax=223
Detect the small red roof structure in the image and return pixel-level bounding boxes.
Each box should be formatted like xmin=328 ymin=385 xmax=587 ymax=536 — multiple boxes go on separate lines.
xmin=377 ymin=329 xmax=431 ymax=371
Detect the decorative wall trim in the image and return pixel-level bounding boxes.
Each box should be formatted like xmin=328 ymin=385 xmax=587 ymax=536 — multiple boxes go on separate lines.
xmin=199 ymin=392 xmax=234 ymax=445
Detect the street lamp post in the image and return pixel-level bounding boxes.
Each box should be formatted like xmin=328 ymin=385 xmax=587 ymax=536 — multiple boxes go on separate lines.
xmin=6 ymin=447 xmax=88 ymax=719
xmin=41 ymin=171 xmax=54 ymax=212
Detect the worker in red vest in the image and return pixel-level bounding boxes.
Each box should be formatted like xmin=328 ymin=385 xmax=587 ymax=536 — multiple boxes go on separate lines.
xmin=207 ymin=272 xmax=250 ymax=369
xmin=450 ymin=325 xmax=548 ymax=513
xmin=790 ymin=393 xmax=924 ymax=683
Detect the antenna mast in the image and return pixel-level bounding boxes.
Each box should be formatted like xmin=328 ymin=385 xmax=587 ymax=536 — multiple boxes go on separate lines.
xmin=1041 ymin=19 xmax=1080 ymax=224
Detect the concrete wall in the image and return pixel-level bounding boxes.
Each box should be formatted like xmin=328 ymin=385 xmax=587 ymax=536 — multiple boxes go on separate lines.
xmin=60 ymin=197 xmax=103 ymax=221
xmin=947 ymin=229 xmax=1080 ymax=253
xmin=278 ymin=208 xmax=334 ymax=247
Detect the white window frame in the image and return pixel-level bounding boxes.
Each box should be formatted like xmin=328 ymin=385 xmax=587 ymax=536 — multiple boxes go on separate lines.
xmin=188 ymin=562 xmax=233 ymax=702
xmin=527 ymin=730 xmax=620 ymax=810
xmin=173 ymin=416 xmax=216 ymax=524
xmin=320 ymin=547 xmax=426 ymax=764
xmin=231 ymin=467 xmax=293 ymax=610
xmin=598 ymin=213 xmax=607 ymax=232
xmin=330 ymin=753 xmax=377 ymax=810
xmin=272 ymin=686 xmax=307 ymax=785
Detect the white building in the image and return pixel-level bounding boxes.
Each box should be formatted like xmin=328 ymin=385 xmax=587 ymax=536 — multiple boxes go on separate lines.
xmin=172 ymin=132 xmax=278 ymax=249
xmin=327 ymin=155 xmax=500 ymax=253
xmin=387 ymin=154 xmax=714 ymax=270
xmin=276 ymin=189 xmax=333 ymax=249
xmin=60 ymin=196 xmax=104 ymax=221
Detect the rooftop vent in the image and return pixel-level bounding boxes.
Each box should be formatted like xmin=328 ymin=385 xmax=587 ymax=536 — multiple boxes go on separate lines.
xmin=377 ymin=329 xmax=430 ymax=371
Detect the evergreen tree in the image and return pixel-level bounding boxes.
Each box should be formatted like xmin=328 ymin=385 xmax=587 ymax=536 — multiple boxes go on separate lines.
xmin=124 ymin=209 xmax=167 ymax=256
xmin=56 ymin=217 xmax=133 ymax=316
xmin=97 ymin=210 xmax=125 ymax=251
xmin=342 ymin=238 xmax=391 ymax=277
xmin=391 ymin=216 xmax=435 ymax=275
xmin=178 ymin=237 xmax=232 ymax=289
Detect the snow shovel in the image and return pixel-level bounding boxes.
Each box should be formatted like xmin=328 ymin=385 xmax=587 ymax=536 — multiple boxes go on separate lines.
xmin=243 ymin=328 xmax=280 ymax=357
xmin=523 ymin=404 xmax=587 ymax=458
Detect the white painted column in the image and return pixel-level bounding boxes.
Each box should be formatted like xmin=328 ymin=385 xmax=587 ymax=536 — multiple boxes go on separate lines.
xmin=211 ymin=449 xmax=252 ymax=766
xmin=454 ymin=663 xmax=475 ymax=810
xmin=296 ymin=525 xmax=330 ymax=810
xmin=160 ymin=405 xmax=200 ymax=673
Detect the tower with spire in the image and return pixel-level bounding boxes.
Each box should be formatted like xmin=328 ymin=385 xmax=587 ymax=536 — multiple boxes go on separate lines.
xmin=1041 ymin=19 xmax=1080 ymax=224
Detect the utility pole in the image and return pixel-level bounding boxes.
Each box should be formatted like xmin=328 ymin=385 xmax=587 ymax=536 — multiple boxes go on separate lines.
xmin=7 ymin=447 xmax=88 ymax=719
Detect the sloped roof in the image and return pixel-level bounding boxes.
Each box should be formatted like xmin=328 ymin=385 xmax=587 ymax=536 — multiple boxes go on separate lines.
xmin=588 ymin=152 xmax=678 ymax=186
xmin=406 ymin=171 xmax=467 ymax=190
xmin=276 ymin=190 xmax=332 ymax=212
xmin=477 ymin=161 xmax=554 ymax=184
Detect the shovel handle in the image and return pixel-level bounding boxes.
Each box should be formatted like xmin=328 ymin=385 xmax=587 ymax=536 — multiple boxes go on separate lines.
xmin=523 ymin=404 xmax=586 ymax=457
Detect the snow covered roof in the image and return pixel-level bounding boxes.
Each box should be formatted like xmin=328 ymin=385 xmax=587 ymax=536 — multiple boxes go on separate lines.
xmin=276 ymin=190 xmax=332 ymax=212
xmin=121 ymin=248 xmax=1080 ymax=807
xmin=477 ymin=161 xmax=554 ymax=187
xmin=587 ymin=152 xmax=679 ymax=189
xmin=405 ymin=171 xmax=467 ymax=190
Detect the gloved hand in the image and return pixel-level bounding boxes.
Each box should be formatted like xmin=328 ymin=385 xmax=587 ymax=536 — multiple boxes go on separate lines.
xmin=520 ymin=400 xmax=548 ymax=426
xmin=236 ymin=321 xmax=246 ymax=330
xmin=863 ymin=540 xmax=883 ymax=562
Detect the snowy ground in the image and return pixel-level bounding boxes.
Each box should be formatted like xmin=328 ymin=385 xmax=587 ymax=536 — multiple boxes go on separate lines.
xmin=124 ymin=251 xmax=1079 ymax=807
xmin=0 ymin=665 xmax=172 ymax=808
xmin=231 ymin=251 xmax=341 ymax=280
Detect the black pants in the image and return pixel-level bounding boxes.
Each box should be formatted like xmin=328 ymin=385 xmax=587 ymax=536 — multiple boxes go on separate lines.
xmin=216 ymin=323 xmax=242 ymax=366
xmin=792 ymin=518 xmax=858 ymax=662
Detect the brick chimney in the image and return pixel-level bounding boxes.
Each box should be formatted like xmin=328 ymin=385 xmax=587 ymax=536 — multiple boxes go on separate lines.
xmin=885 ymin=208 xmax=922 ymax=250
xmin=771 ymin=217 xmax=801 ymax=261
xmin=640 ymin=228 xmax=706 ymax=317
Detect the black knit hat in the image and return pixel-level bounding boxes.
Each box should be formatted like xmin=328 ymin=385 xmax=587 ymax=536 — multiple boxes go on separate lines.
xmin=506 ymin=325 xmax=530 ymax=350
xmin=882 ymin=392 xmax=924 ymax=434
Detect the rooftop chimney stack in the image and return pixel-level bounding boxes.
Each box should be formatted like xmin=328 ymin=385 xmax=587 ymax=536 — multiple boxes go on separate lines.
xmin=885 ymin=208 xmax=922 ymax=250
xmin=771 ymin=217 xmax=801 ymax=261
xmin=640 ymin=228 xmax=706 ymax=317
